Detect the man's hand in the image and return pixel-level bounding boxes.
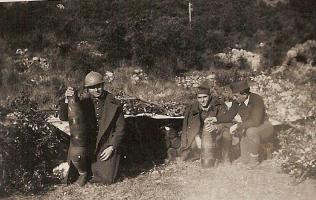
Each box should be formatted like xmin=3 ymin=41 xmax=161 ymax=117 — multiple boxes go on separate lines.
xmin=99 ymin=146 xmax=114 ymax=161
xmin=204 ymin=124 xmax=218 ymax=133
xmin=229 ymin=124 xmax=238 ymax=135
xmin=233 ymin=114 xmax=242 ymax=123
xmin=65 ymin=87 xmax=75 ymax=98
xmin=195 ymin=136 xmax=202 ymax=149
xmin=204 ymin=117 xmax=218 ymax=133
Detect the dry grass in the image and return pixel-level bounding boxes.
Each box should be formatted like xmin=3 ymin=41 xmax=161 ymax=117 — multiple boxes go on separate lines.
xmin=7 ymin=159 xmax=316 ymax=200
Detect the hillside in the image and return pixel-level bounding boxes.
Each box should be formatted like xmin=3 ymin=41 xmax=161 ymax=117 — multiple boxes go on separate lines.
xmin=0 ymin=0 xmax=316 ymax=108
xmin=0 ymin=0 xmax=315 ymax=198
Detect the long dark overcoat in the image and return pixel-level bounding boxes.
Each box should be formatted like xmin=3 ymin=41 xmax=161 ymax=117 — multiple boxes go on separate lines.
xmin=60 ymin=92 xmax=125 ymax=184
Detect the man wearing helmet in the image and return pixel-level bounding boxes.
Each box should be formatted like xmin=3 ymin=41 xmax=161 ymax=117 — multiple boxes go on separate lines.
xmin=59 ymin=71 xmax=125 ymax=186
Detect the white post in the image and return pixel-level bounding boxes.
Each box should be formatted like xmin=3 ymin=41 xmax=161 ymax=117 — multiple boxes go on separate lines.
xmin=188 ymin=1 xmax=193 ymax=29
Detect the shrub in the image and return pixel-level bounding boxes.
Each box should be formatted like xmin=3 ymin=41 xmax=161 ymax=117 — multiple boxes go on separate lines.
xmin=214 ymin=68 xmax=241 ymax=87
xmin=0 ymin=95 xmax=67 ymax=194
xmin=276 ymin=118 xmax=316 ymax=183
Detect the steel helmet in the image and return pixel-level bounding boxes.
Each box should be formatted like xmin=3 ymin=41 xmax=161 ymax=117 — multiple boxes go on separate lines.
xmin=84 ymin=71 xmax=105 ymax=87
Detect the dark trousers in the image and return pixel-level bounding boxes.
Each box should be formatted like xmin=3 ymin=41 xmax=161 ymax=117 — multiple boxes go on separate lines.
xmin=240 ymin=120 xmax=274 ymax=163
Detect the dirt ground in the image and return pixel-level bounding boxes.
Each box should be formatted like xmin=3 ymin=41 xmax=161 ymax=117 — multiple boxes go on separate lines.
xmin=6 ymin=158 xmax=315 ymax=200
xmin=180 ymin=160 xmax=316 ymax=200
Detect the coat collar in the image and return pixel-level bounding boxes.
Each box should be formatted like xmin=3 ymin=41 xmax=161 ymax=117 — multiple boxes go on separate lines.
xmin=190 ymin=102 xmax=200 ymax=115
xmin=247 ymin=93 xmax=255 ymax=106
xmin=244 ymin=95 xmax=250 ymax=106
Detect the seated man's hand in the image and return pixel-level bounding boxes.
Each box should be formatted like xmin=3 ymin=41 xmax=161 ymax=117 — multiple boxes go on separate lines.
xmin=204 ymin=123 xmax=218 ymax=133
xmin=233 ymin=114 xmax=242 ymax=123
xmin=229 ymin=124 xmax=238 ymax=135
xmin=195 ymin=135 xmax=202 ymax=149
xmin=204 ymin=117 xmax=218 ymax=133
xmin=100 ymin=146 xmax=114 ymax=161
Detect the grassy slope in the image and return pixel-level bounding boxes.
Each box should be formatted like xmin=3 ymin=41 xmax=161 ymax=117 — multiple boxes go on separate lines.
xmin=7 ymin=159 xmax=316 ymax=200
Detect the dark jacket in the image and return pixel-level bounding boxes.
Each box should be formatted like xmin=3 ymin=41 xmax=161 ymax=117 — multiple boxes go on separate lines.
xmin=60 ymin=91 xmax=125 ymax=184
xmin=180 ymin=98 xmax=227 ymax=152
xmin=219 ymin=93 xmax=268 ymax=130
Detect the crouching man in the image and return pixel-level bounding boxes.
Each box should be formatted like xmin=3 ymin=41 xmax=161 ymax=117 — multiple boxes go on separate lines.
xmin=179 ymin=86 xmax=232 ymax=166
xmin=225 ymin=81 xmax=274 ymax=168
xmin=59 ymin=71 xmax=126 ymax=185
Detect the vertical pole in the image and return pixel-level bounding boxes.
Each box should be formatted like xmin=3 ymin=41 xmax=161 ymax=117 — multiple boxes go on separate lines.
xmin=188 ymin=2 xmax=192 ymax=29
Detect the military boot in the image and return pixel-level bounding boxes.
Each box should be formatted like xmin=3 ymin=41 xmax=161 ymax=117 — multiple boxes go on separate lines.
xmin=75 ymin=173 xmax=88 ymax=187
xmin=246 ymin=153 xmax=259 ymax=170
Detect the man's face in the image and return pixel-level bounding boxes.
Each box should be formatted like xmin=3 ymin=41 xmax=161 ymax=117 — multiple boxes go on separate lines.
xmin=197 ymin=93 xmax=211 ymax=108
xmin=233 ymin=93 xmax=248 ymax=104
xmin=87 ymin=83 xmax=104 ymax=98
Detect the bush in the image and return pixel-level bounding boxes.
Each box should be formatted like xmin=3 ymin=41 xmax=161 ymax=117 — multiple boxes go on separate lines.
xmin=214 ymin=68 xmax=241 ymax=86
xmin=0 ymin=95 xmax=68 ymax=194
xmin=276 ymin=118 xmax=316 ymax=183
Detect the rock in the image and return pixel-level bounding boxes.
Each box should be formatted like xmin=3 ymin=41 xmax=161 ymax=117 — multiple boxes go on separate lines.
xmin=53 ymin=162 xmax=69 ymax=178
xmin=32 ymin=57 xmax=39 ymax=61
xmin=277 ymin=40 xmax=316 ymax=83
xmin=215 ymin=49 xmax=262 ymax=71
xmin=105 ymin=71 xmax=114 ymax=82
xmin=206 ymin=74 xmax=215 ymax=80
xmin=134 ymin=69 xmax=143 ymax=74
xmin=56 ymin=4 xmax=65 ymax=10
xmin=262 ymin=0 xmax=289 ymax=7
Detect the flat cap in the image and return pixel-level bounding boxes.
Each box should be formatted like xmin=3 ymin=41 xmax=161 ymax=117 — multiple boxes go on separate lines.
xmin=230 ymin=81 xmax=249 ymax=93
xmin=196 ymin=86 xmax=211 ymax=95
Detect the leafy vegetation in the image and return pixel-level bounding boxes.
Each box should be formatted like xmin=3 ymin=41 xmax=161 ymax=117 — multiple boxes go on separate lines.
xmin=276 ymin=118 xmax=316 ymax=183
xmin=0 ymin=95 xmax=68 ymax=195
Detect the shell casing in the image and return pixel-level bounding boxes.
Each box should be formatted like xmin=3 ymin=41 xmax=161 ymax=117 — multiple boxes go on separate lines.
xmin=201 ymin=127 xmax=217 ymax=168
xmin=68 ymin=94 xmax=88 ymax=147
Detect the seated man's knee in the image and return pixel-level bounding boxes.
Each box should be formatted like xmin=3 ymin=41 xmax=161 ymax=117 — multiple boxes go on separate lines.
xmin=246 ymin=128 xmax=259 ymax=139
xmin=179 ymin=149 xmax=190 ymax=161
xmin=222 ymin=129 xmax=232 ymax=141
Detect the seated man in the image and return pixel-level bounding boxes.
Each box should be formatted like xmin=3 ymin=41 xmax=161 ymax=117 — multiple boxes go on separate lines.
xmin=224 ymin=81 xmax=274 ymax=168
xmin=179 ymin=86 xmax=232 ymax=166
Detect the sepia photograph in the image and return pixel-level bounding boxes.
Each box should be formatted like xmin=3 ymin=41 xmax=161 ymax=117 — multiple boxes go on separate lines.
xmin=0 ymin=0 xmax=315 ymax=199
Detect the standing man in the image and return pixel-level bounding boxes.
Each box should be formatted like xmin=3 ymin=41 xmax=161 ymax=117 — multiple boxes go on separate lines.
xmin=59 ymin=71 xmax=125 ymax=185
xmin=179 ymin=86 xmax=232 ymax=165
xmin=224 ymin=81 xmax=274 ymax=168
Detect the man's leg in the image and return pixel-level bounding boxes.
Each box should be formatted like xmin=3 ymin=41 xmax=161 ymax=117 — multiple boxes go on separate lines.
xmin=221 ymin=128 xmax=232 ymax=164
xmin=180 ymin=140 xmax=200 ymax=162
xmin=242 ymin=121 xmax=274 ymax=165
